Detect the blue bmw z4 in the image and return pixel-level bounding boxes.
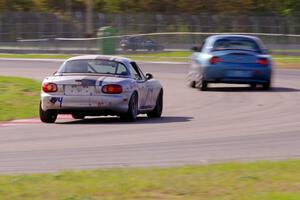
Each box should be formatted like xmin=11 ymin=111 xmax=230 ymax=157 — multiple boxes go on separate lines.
xmin=187 ymin=35 xmax=272 ymax=91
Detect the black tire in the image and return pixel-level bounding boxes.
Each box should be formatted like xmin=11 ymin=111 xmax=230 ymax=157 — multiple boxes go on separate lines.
xmin=200 ymin=81 xmax=208 ymax=91
xmin=147 ymin=90 xmax=163 ymax=118
xmin=71 ymin=113 xmax=85 ymax=120
xmin=250 ymin=84 xmax=256 ymax=89
xmin=121 ymin=47 xmax=128 ymax=51
xmin=39 ymin=102 xmax=57 ymax=123
xmin=186 ymin=72 xmax=196 ymax=88
xmin=194 ymin=72 xmax=208 ymax=91
xmin=188 ymin=80 xmax=196 ymax=88
xmin=120 ymin=92 xmax=138 ymax=122
xmin=262 ymin=81 xmax=271 ymax=90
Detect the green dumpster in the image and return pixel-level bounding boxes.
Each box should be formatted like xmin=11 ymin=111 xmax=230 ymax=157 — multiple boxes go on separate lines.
xmin=97 ymin=26 xmax=117 ymax=55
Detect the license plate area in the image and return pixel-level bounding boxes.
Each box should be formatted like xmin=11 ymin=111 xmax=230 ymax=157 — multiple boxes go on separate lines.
xmin=64 ymin=85 xmax=94 ymax=96
xmin=226 ymin=70 xmax=252 ymax=78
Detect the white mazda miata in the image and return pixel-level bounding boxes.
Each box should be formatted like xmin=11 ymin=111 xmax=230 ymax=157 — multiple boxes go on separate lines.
xmin=40 ymin=55 xmax=163 ymax=123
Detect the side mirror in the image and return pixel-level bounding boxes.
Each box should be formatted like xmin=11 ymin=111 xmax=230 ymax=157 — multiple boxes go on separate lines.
xmin=145 ymin=73 xmax=153 ymax=80
xmin=265 ymin=49 xmax=271 ymax=54
xmin=192 ymin=46 xmax=200 ymax=52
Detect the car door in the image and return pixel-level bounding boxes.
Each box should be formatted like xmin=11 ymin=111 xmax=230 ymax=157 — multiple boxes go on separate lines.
xmin=135 ymin=63 xmax=156 ymax=108
xmin=129 ymin=62 xmax=150 ymax=109
xmin=144 ymin=79 xmax=157 ymax=108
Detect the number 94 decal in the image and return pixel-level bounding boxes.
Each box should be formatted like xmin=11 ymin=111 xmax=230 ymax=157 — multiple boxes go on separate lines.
xmin=49 ymin=97 xmax=64 ymax=107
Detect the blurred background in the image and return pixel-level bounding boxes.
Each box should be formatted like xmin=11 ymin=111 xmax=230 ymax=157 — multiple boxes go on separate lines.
xmin=0 ymin=0 xmax=299 ymax=54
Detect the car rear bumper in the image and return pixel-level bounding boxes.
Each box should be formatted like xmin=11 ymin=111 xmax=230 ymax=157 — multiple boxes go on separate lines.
xmin=41 ymin=93 xmax=129 ymax=113
xmin=203 ymin=66 xmax=272 ymax=84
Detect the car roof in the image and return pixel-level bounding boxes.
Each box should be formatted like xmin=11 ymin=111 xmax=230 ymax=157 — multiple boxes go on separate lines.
xmin=66 ymin=55 xmax=133 ymax=63
xmin=207 ymin=34 xmax=260 ymax=42
xmin=204 ymin=35 xmax=265 ymax=51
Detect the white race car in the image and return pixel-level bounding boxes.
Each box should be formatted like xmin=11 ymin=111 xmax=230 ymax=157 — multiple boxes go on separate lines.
xmin=40 ymin=55 xmax=163 ymax=123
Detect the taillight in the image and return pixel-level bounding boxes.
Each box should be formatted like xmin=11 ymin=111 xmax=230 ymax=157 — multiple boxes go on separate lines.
xmin=256 ymin=58 xmax=269 ymax=66
xmin=102 ymin=84 xmax=122 ymax=94
xmin=210 ymin=56 xmax=221 ymax=64
xmin=42 ymin=83 xmax=58 ymax=93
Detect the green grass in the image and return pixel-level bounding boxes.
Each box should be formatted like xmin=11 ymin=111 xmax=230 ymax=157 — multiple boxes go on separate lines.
xmin=0 ymin=76 xmax=40 ymax=121
xmin=0 ymin=52 xmax=299 ymax=68
xmin=122 ymin=51 xmax=190 ymax=62
xmin=272 ymin=55 xmax=300 ymax=63
xmin=273 ymin=49 xmax=300 ymax=53
xmin=0 ymin=160 xmax=300 ymax=200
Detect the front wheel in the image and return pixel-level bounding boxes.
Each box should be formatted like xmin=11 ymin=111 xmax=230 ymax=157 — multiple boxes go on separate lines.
xmin=187 ymin=79 xmax=196 ymax=88
xmin=147 ymin=90 xmax=163 ymax=118
xmin=120 ymin=92 xmax=138 ymax=122
xmin=195 ymin=72 xmax=208 ymax=91
xmin=39 ymin=102 xmax=57 ymax=123
xmin=186 ymin=72 xmax=196 ymax=88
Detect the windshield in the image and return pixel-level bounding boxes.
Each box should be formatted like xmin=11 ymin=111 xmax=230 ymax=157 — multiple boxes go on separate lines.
xmin=212 ymin=38 xmax=261 ymax=53
xmin=58 ymin=59 xmax=129 ymax=75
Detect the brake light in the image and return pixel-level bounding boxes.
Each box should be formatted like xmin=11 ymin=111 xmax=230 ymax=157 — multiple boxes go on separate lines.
xmin=42 ymin=83 xmax=58 ymax=93
xmin=102 ymin=84 xmax=122 ymax=94
xmin=257 ymin=58 xmax=269 ymax=66
xmin=210 ymin=56 xmax=221 ymax=64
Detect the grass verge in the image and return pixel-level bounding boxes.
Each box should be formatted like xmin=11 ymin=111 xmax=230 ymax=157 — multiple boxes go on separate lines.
xmin=0 ymin=52 xmax=299 ymax=68
xmin=0 ymin=160 xmax=299 ymax=200
xmin=0 ymin=54 xmax=75 ymax=59
xmin=0 ymin=76 xmax=40 ymax=121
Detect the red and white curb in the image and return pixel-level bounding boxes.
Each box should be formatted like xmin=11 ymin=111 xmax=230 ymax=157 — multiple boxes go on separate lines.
xmin=0 ymin=115 xmax=73 ymax=127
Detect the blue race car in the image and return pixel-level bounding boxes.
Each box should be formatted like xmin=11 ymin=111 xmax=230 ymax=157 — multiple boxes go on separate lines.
xmin=187 ymin=35 xmax=272 ymax=91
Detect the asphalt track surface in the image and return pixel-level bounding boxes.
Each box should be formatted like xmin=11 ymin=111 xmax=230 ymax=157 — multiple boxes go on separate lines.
xmin=0 ymin=59 xmax=300 ymax=173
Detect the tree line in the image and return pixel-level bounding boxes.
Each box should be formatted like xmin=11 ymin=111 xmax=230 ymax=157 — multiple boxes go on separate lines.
xmin=0 ymin=0 xmax=299 ymax=16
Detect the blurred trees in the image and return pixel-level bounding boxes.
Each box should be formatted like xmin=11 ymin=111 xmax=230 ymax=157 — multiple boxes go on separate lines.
xmin=255 ymin=0 xmax=300 ymax=16
xmin=0 ymin=0 xmax=298 ymax=16
xmin=215 ymin=0 xmax=254 ymax=14
xmin=0 ymin=0 xmax=35 ymax=11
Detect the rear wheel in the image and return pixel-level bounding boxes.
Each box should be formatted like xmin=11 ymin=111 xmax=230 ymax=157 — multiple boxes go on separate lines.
xmin=250 ymin=84 xmax=256 ymax=89
xmin=262 ymin=81 xmax=271 ymax=90
xmin=120 ymin=92 xmax=138 ymax=122
xmin=39 ymin=102 xmax=57 ymax=123
xmin=147 ymin=90 xmax=163 ymax=118
xmin=200 ymin=81 xmax=208 ymax=91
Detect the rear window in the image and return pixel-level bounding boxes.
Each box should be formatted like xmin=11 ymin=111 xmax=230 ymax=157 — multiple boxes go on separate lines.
xmin=213 ymin=38 xmax=261 ymax=52
xmin=58 ymin=59 xmax=129 ymax=76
